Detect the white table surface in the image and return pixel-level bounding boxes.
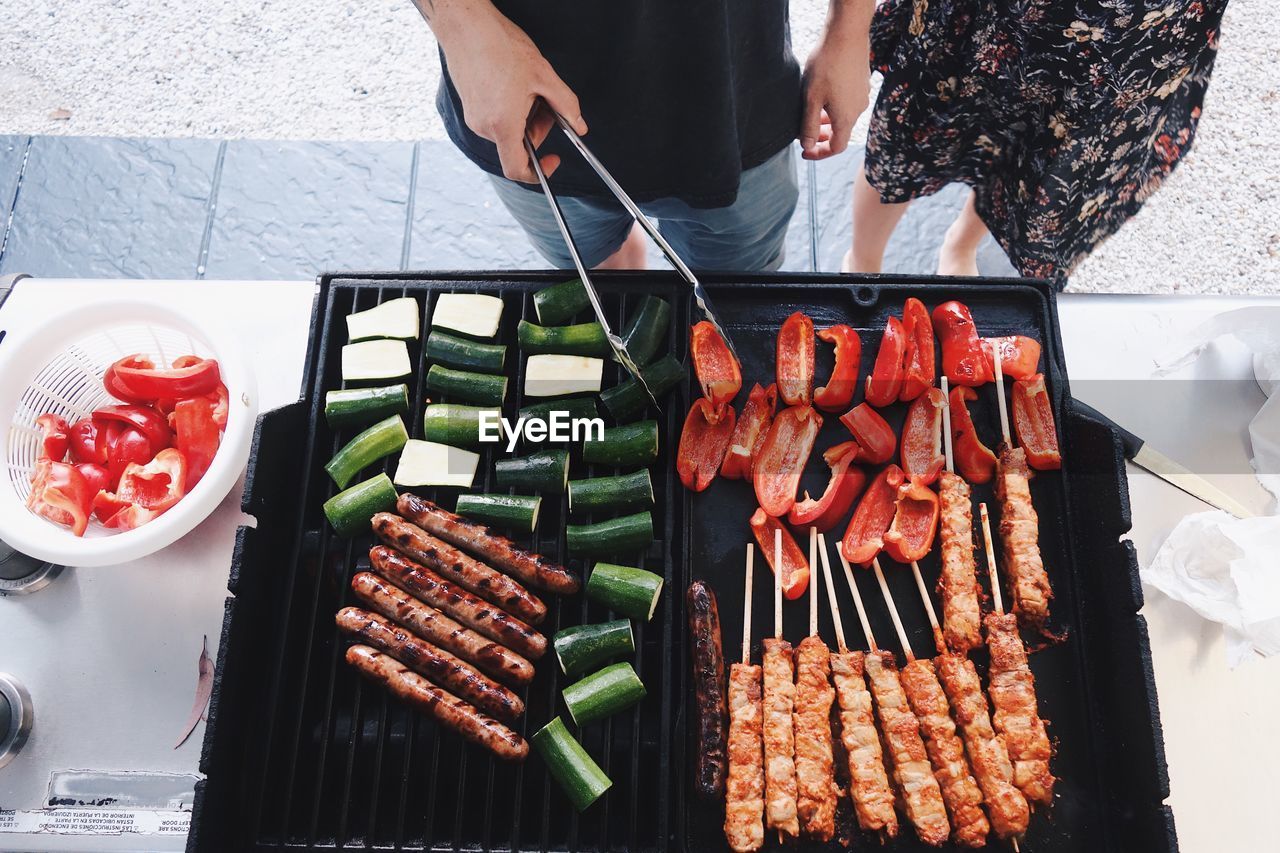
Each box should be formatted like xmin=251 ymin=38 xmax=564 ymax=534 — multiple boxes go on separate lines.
xmin=1 ymin=280 xmax=1276 ymax=852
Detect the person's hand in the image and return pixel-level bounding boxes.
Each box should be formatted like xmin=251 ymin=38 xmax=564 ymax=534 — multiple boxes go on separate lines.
xmin=430 ymin=0 xmax=587 ymax=182
xmin=799 ymin=2 xmax=873 ymax=160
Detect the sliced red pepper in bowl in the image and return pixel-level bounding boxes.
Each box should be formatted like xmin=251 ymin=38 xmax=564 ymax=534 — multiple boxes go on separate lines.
xmin=68 ymin=417 xmax=105 ymax=465
xmin=690 ymin=321 xmax=742 ymax=408
xmin=776 ymin=311 xmax=815 ymax=407
xmin=786 ymin=442 xmax=867 ymax=532
xmin=26 ymin=460 xmax=93 ymax=536
xmin=753 ymin=405 xmax=822 ymax=517
xmin=838 ymin=403 xmax=896 ymax=465
xmin=75 ymin=462 xmax=110 ymax=498
xmin=92 ymin=405 xmax=174 ymax=454
xmin=95 ymin=448 xmax=190 ymax=530
xmin=949 ymin=386 xmax=997 ymax=484
xmin=677 ymin=398 xmax=737 ymax=492
xmin=864 ymin=315 xmax=906 ymax=407
xmin=104 ymin=354 xmax=221 ymax=403
xmin=932 ymin=301 xmax=992 ymax=387
xmin=901 ymin=388 xmax=946 ymax=486
xmin=749 ymin=507 xmax=810 ymax=600
xmin=981 ymin=336 xmax=1041 ymax=381
xmin=172 ymin=396 xmax=221 ymax=488
xmin=721 ymin=382 xmax=778 ymax=481
xmin=840 ymin=463 xmax=904 ymax=565
xmin=898 ymin=298 xmax=935 ymax=402
xmin=104 ymin=424 xmax=154 ymax=489
xmin=883 ymin=480 xmax=941 ymax=563
xmin=35 ymin=414 xmax=70 ymax=462
xmin=1011 ymin=374 xmax=1062 ymax=470
xmin=813 ymin=324 xmax=860 ymax=413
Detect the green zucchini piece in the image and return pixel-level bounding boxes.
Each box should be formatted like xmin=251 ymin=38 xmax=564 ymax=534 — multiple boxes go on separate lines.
xmin=619 ymin=295 xmax=671 ymax=366
xmin=566 ymin=512 xmax=654 ymax=557
xmin=553 ymin=620 xmax=635 ymax=677
xmin=323 ymin=473 xmax=398 ymax=537
xmin=324 ymin=415 xmax=409 ymax=489
xmin=581 ymin=420 xmax=659 ymax=468
xmin=454 ymin=493 xmax=541 ymax=532
xmin=531 ymin=717 xmax=612 ymax=811
xmin=424 ymin=330 xmax=506 ymax=373
xmin=568 ymin=470 xmax=653 ymax=515
xmin=517 ymin=320 xmax=610 ymax=357
xmin=599 ymin=354 xmax=684 ymax=422
xmin=425 ymin=364 xmax=508 ymax=407
xmin=324 ymin=384 xmax=410 ymax=430
xmin=533 ymin=278 xmax=590 ymax=326
xmin=562 ymin=662 xmax=646 ymax=727
xmin=423 ymin=403 xmax=502 ymax=448
xmin=585 ymin=562 xmax=665 ymax=621
xmin=346 ymin=296 xmax=420 ymax=342
xmin=494 ymin=450 xmax=570 ymax=493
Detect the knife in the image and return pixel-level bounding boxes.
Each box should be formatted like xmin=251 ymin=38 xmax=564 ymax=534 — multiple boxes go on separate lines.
xmin=1071 ymin=398 xmax=1256 ymax=519
xmin=523 ymin=135 xmax=659 ymax=408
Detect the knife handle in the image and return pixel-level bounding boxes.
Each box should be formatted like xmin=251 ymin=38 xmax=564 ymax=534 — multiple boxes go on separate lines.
xmin=1070 ymin=397 xmax=1143 ymax=459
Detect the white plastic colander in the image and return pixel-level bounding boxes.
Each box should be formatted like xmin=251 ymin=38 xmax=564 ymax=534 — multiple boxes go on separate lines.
xmin=0 ymin=300 xmax=257 ymax=566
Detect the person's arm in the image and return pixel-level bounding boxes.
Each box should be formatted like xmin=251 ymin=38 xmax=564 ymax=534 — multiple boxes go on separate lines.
xmin=411 ymin=0 xmax=587 ymax=181
xmin=799 ymin=0 xmax=874 ymax=160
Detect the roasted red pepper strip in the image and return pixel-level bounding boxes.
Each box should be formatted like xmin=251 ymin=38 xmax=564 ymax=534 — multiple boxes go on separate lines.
xmin=776 ymin=311 xmax=815 ymax=407
xmin=749 ymin=507 xmax=810 ymax=599
xmin=864 ymin=315 xmax=907 ymax=407
xmin=677 ymin=398 xmax=737 ymax=492
xmin=900 ymin=388 xmax=946 ymax=486
xmin=35 ymin=414 xmax=70 ymax=462
xmin=883 ymin=480 xmax=941 ymax=563
xmin=949 ymin=386 xmax=997 ymax=484
xmin=104 ymin=354 xmax=221 ymax=403
xmin=898 ymin=298 xmax=936 ymax=402
xmin=27 ymin=460 xmax=93 ymax=536
xmin=1011 ymin=374 xmax=1061 ymax=470
xmin=838 ymin=402 xmax=896 ymax=465
xmin=786 ymin=442 xmax=867 ymax=532
xmin=981 ymin=336 xmax=1041 ymax=381
xmin=840 ymin=464 xmax=905 ymax=565
xmin=690 ymin=321 xmax=742 ymax=408
xmin=753 ymin=405 xmax=822 ymax=517
xmin=172 ymin=397 xmax=221 ymax=488
xmin=813 ymin=324 xmax=861 ymax=413
xmin=721 ymin=383 xmax=778 ymax=481
xmin=932 ymin=301 xmax=992 ymax=387
xmin=93 ymin=405 xmax=174 ymax=454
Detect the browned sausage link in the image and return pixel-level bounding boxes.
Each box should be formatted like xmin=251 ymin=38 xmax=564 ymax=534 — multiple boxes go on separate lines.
xmin=346 ymin=645 xmax=529 ymax=762
xmin=372 ymin=513 xmax=547 ymax=625
xmin=370 ymin=546 xmax=547 ymax=660
xmin=686 ymin=580 xmax=727 ymax=800
xmin=336 ymin=607 xmax=525 ymax=722
xmin=397 ymin=493 xmax=580 ymax=594
xmin=351 ymin=572 xmax=535 ymax=687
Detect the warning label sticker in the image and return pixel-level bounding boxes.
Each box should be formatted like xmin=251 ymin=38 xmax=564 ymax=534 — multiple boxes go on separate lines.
xmin=0 ymin=808 xmax=190 ymax=835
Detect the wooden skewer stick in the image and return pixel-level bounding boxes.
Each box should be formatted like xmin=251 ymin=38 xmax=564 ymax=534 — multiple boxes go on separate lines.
xmin=836 ymin=547 xmax=877 ymax=652
xmin=742 ymin=543 xmax=755 ymax=665
xmin=816 ymin=533 xmax=847 ymax=653
xmin=909 ymin=560 xmax=947 ymax=657
xmin=871 ymin=557 xmax=915 ymax=662
xmin=992 ymin=344 xmax=1012 ymax=447
xmin=774 ymin=528 xmax=784 ymax=640
xmin=940 ymin=375 xmax=955 ymax=474
xmin=978 ymin=502 xmax=1004 ymax=615
xmin=808 ymin=527 xmax=819 ymax=637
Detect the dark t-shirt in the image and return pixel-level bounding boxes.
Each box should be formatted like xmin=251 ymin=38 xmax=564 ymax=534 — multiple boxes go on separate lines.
xmin=436 ymin=0 xmax=801 ymax=209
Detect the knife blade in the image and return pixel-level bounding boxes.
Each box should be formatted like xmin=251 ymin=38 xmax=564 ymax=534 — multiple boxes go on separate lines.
xmin=1071 ymin=398 xmax=1256 ymax=519
xmin=523 ymin=135 xmax=658 ymax=409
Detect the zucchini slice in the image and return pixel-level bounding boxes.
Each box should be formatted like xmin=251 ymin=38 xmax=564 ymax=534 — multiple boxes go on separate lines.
xmin=585 ymin=562 xmax=664 ymax=621
xmin=454 ymin=493 xmax=541 ymax=532
xmin=346 ymin=296 xmax=420 ymax=342
xmin=423 ymin=404 xmax=503 ymax=449
xmin=561 ymin=662 xmax=646 ymax=727
xmin=524 ymin=354 xmax=604 ymax=398
xmin=553 ymin=620 xmax=635 ymax=677
xmin=517 ymin=320 xmax=610 ymax=357
xmin=433 ymin=293 xmax=504 ymax=338
xmin=323 ymin=473 xmax=398 ymax=537
xmin=533 ymin=278 xmax=591 ymax=326
xmin=581 ymin=420 xmax=659 ymax=468
xmin=568 ymin=470 xmax=654 ymax=515
xmin=599 ymin=354 xmax=684 ymax=422
xmin=531 ymin=717 xmax=612 ymax=811
xmin=341 ymin=339 xmax=412 ymax=382
xmin=324 ymin=384 xmax=410 ymax=430
xmin=566 ymin=512 xmax=654 ymax=557
xmin=425 ymin=364 xmax=508 ymax=407
xmin=393 ymin=439 xmax=479 ymax=489
xmin=425 ymin=330 xmax=507 ymax=373
xmin=619 ymin=295 xmax=671 ymax=366
xmin=324 ymin=414 xmax=409 ymax=489
xmin=494 ymin=450 xmax=570 ymax=493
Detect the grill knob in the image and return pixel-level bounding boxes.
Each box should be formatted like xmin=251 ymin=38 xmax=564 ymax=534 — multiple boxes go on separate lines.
xmin=0 ymin=672 xmax=33 ymax=769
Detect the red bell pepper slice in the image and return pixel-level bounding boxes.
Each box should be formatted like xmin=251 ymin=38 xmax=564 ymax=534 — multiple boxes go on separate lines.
xmin=840 ymin=464 xmax=904 ymax=565
xmin=786 ymin=442 xmax=867 ymax=532
xmin=96 ymin=448 xmax=190 ymax=530
xmin=981 ymin=336 xmax=1041 ymax=381
xmin=900 ymin=388 xmax=946 ymax=486
xmin=92 ymin=490 xmax=133 ymax=523
xmin=75 ymin=462 xmax=110 ymax=498
xmin=813 ymin=324 xmax=861 ymax=413
xmin=26 ymin=460 xmax=93 ymax=536
xmin=749 ymin=507 xmax=810 ymax=600
xmin=949 ymin=386 xmax=997 ymax=484
xmin=776 ymin=311 xmax=815 ymax=407
xmin=898 ymin=298 xmax=936 ymax=402
xmin=677 ymin=398 xmax=736 ymax=492
xmin=690 ymin=321 xmax=742 ymax=408
xmin=864 ymin=315 xmax=907 ymax=407
xmin=838 ymin=403 xmax=896 ymax=465
xmin=35 ymin=414 xmax=70 ymax=462
xmin=1011 ymin=374 xmax=1061 ymax=470
xmin=68 ymin=418 xmax=104 ymax=465
xmin=883 ymin=480 xmax=941 ymax=563
xmin=104 ymin=354 xmax=222 ymax=403
xmin=104 ymin=424 xmax=155 ymax=489
xmin=172 ymin=396 xmax=221 ymax=488
xmin=932 ymin=301 xmax=992 ymax=387
xmin=92 ymin=405 xmax=174 ymax=454
xmin=721 ymin=383 xmax=778 ymax=481
xmin=753 ymin=405 xmax=822 ymax=517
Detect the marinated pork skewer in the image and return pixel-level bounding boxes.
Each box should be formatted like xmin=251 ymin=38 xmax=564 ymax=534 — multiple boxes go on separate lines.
xmin=979 ymin=504 xmax=1057 ymax=809
xmin=836 ymin=548 xmax=950 ymax=846
xmin=762 ymin=528 xmax=800 ymax=839
xmin=938 ymin=375 xmax=984 ymax=653
xmin=815 ymin=533 xmax=898 ymax=839
xmin=724 ymin=543 xmax=765 ymax=852
xmin=794 ymin=528 xmax=837 ymax=840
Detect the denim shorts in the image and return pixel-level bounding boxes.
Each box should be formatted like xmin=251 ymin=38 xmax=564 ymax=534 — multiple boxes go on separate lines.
xmin=489 ymin=146 xmax=799 ymax=272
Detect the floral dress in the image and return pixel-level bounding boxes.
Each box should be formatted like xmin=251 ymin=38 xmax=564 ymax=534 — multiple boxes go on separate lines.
xmin=865 ymin=0 xmax=1229 ymax=285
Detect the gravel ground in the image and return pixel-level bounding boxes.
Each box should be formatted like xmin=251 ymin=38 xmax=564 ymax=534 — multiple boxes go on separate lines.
xmin=0 ymin=0 xmax=1275 ymax=294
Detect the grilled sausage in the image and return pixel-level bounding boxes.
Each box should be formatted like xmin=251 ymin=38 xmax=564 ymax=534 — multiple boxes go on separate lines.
xmin=724 ymin=663 xmax=765 ymax=852
xmin=351 ymin=572 xmax=535 ymax=687
xmin=345 ymin=645 xmax=529 ymax=762
xmin=370 ymin=546 xmax=546 ymax=660
xmin=336 ymin=607 xmax=524 ymax=722
xmin=397 ymin=493 xmax=579 ymax=594
xmin=686 ymin=581 xmax=728 ymax=799
xmin=373 ymin=512 xmax=547 ymax=625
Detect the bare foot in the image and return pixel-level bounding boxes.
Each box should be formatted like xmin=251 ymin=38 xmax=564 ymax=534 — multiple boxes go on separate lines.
xmin=936 ymin=191 xmax=987 ymax=276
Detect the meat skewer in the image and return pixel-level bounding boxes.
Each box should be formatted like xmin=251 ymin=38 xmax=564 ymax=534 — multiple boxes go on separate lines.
xmin=793 ymin=527 xmax=837 ymax=840
xmin=835 ymin=547 xmax=950 ymax=846
xmin=815 ymin=532 xmax=898 ymax=839
xmin=937 ymin=375 xmax=983 ymax=653
xmin=871 ymin=558 xmax=989 ymax=848
xmin=724 ymin=543 xmax=765 ymax=852
xmin=762 ymin=528 xmax=800 ymax=839
xmin=979 ymin=503 xmax=1057 ymax=809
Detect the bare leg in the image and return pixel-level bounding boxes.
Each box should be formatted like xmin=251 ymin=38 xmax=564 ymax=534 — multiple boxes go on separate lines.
xmin=937 ymin=191 xmax=989 ymax=276
xmin=845 ymin=166 xmax=910 ymax=272
xmin=596 ymin=222 xmax=647 ymax=270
